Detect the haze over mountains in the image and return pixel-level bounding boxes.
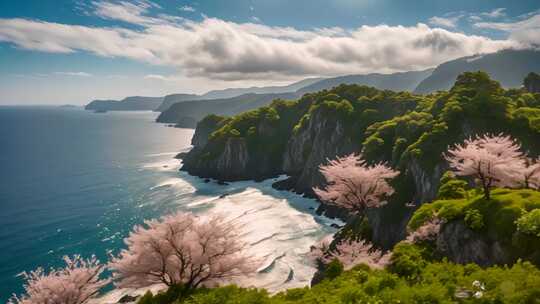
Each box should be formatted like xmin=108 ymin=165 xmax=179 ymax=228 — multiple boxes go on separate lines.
xmin=297 ymin=69 xmax=433 ymax=95
xmin=414 ymin=49 xmax=540 ymax=93
xmin=85 ymin=49 xmax=540 ymax=126
xmin=156 ymin=92 xmax=297 ymax=127
xmin=84 ymin=96 xmax=163 ymax=112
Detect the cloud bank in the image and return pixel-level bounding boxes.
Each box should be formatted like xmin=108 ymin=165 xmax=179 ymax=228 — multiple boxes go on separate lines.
xmin=0 ymin=1 xmax=531 ymax=81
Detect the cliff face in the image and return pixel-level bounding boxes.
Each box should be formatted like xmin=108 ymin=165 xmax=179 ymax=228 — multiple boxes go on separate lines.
xmin=282 ymin=109 xmax=360 ymax=195
xmin=436 ymin=221 xmax=511 ymax=267
xmin=182 ymin=138 xmax=251 ymax=180
xmin=179 ymin=72 xmax=540 ymax=268
xmin=181 ymin=117 xmax=284 ymax=181
xmin=182 ymin=105 xmax=447 ymax=248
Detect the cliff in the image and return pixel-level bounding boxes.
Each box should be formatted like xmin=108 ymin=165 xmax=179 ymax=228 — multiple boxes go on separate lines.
xmin=181 ymin=72 xmax=540 ymax=251
xmin=410 ymin=188 xmax=540 ymax=267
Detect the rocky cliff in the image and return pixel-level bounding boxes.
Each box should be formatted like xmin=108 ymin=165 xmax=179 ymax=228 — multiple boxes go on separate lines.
xmin=180 ymin=72 xmax=540 ymax=251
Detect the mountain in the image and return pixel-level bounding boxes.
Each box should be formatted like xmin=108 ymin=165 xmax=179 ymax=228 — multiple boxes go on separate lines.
xmin=155 ymin=71 xmax=436 ymax=126
xmin=180 ymin=72 xmax=540 ymax=250
xmin=199 ymin=78 xmax=323 ymax=100
xmin=154 ymin=93 xmax=202 ymax=112
xmin=156 ymin=92 xmax=298 ymax=127
xmin=153 ymin=78 xmax=322 ymax=112
xmin=298 ymin=69 xmax=434 ymax=94
xmin=85 ymin=96 xmax=163 ymax=112
xmin=414 ymin=49 xmax=540 ymax=93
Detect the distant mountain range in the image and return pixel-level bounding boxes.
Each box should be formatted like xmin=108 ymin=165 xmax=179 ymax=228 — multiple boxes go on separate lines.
xmin=298 ymin=69 xmax=433 ymax=94
xmin=156 ymin=92 xmax=297 ymax=127
xmin=200 ymin=77 xmax=323 ymax=100
xmin=85 ymin=96 xmax=163 ymax=112
xmin=85 ymin=48 xmax=540 ymax=126
xmin=414 ymin=49 xmax=540 ymax=93
xmin=155 ymin=94 xmax=202 ymax=112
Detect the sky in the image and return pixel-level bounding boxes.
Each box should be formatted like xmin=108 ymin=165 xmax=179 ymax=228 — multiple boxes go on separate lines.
xmin=0 ymin=0 xmax=539 ymax=105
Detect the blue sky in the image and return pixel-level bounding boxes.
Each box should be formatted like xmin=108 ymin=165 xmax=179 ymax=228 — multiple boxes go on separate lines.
xmin=0 ymin=0 xmax=539 ymax=105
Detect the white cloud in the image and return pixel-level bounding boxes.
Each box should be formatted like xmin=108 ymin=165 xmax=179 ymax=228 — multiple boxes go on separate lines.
xmin=468 ymin=8 xmax=506 ymax=23
xmin=468 ymin=15 xmax=483 ymax=22
xmin=55 ymin=71 xmax=93 ymax=77
xmin=428 ymin=15 xmax=463 ymax=29
xmin=482 ymin=8 xmax=506 ymax=19
xmin=144 ymin=74 xmax=171 ymax=81
xmin=0 ymin=1 xmax=523 ymax=81
xmin=179 ymin=5 xmax=195 ymax=12
xmin=92 ymin=0 xmax=162 ymax=25
xmin=474 ymin=13 xmax=540 ymax=46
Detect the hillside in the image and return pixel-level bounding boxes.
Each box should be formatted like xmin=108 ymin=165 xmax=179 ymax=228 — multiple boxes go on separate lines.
xmin=154 ymin=93 xmax=201 ymax=112
xmin=200 ymin=78 xmax=323 ymax=100
xmin=181 ymin=72 xmax=540 ymax=249
xmin=155 ymin=70 xmax=436 ymax=127
xmin=298 ymin=69 xmax=433 ymax=95
xmin=85 ymin=96 xmax=163 ymax=112
xmin=154 ymin=78 xmax=323 ymax=112
xmin=414 ymin=49 xmax=540 ymax=93
xmin=131 ymin=74 xmax=540 ymax=301
xmin=156 ymin=92 xmax=297 ymax=127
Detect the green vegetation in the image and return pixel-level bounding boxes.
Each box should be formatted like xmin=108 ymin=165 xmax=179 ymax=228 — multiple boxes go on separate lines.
xmin=409 ymin=188 xmax=540 ymax=235
xmin=174 ymin=72 xmax=540 ymax=303
xmin=516 ymin=209 xmax=540 ymax=237
xmin=192 ymin=72 xmax=540 ymax=179
xmin=437 ymin=172 xmax=468 ymax=200
xmin=524 ymin=72 xmax=540 ymax=93
xmin=136 ymin=243 xmax=540 ymax=304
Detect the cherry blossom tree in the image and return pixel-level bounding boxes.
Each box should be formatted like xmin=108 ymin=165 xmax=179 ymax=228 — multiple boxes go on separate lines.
xmin=522 ymin=157 xmax=540 ymax=190
xmin=406 ymin=218 xmax=443 ymax=244
xmin=109 ymin=212 xmax=256 ymax=290
xmin=314 ymin=153 xmax=399 ymax=218
xmin=310 ymin=238 xmax=391 ymax=270
xmin=445 ymin=134 xmax=525 ymax=199
xmin=9 ymin=255 xmax=109 ymax=304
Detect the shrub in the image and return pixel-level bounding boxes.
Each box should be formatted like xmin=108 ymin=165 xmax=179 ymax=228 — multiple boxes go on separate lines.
xmin=516 ymin=209 xmax=540 ymax=237
xmin=324 ymin=259 xmax=344 ymax=280
xmin=464 ymin=209 xmax=485 ymax=230
xmin=437 ymin=171 xmax=468 ymax=199
xmin=388 ymin=243 xmax=427 ymax=280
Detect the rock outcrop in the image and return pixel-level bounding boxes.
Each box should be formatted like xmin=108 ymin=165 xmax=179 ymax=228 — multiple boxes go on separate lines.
xmin=436 ymin=220 xmax=510 ymax=267
xmin=282 ymin=108 xmax=360 ymax=195
xmin=181 ymin=116 xmax=285 ymax=181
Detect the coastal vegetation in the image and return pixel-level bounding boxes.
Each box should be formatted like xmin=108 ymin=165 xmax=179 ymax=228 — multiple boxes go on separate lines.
xmin=10 ymin=72 xmax=540 ymax=303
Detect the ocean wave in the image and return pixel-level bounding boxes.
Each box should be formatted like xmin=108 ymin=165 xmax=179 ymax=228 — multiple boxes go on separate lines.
xmin=250 ymin=232 xmax=281 ymax=246
xmin=145 ymin=152 xmax=181 ymax=157
xmin=257 ymin=252 xmax=286 ymax=273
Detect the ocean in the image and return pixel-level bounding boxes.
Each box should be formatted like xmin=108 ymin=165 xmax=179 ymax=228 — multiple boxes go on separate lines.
xmin=0 ymin=107 xmax=338 ymax=302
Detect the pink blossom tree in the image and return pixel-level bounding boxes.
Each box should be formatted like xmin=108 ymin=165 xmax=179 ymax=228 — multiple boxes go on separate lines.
xmin=445 ymin=134 xmax=526 ymax=199
xmin=310 ymin=238 xmax=391 ymax=270
xmin=9 ymin=255 xmax=109 ymax=304
xmin=314 ymin=153 xmax=399 ymax=219
xmin=406 ymin=218 xmax=443 ymax=244
xmin=522 ymin=157 xmax=540 ymax=190
xmin=109 ymin=212 xmax=256 ymax=290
